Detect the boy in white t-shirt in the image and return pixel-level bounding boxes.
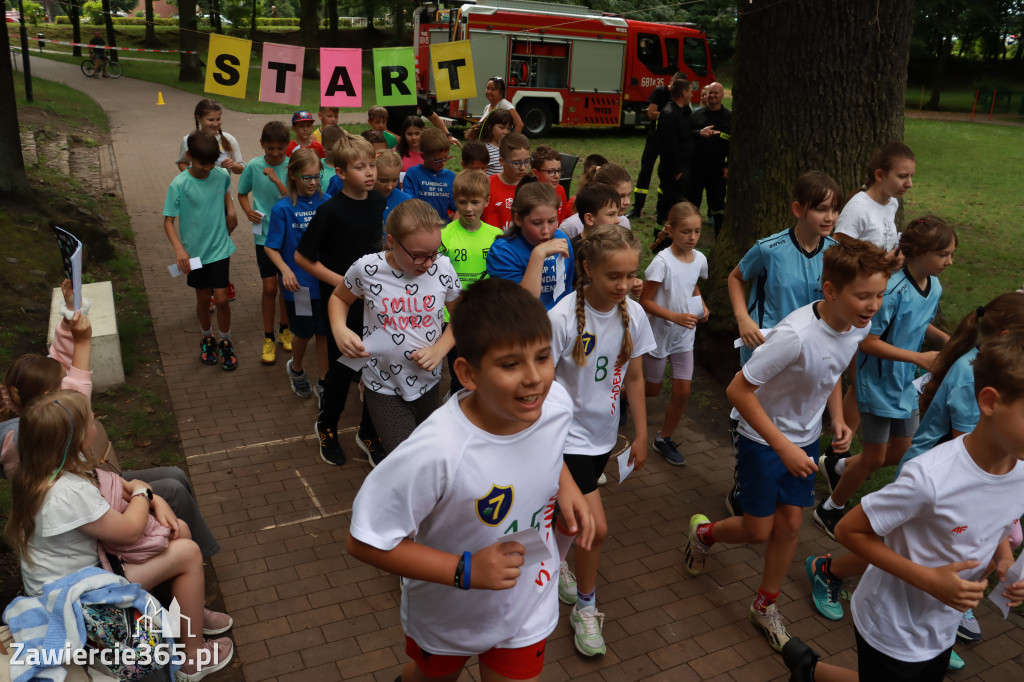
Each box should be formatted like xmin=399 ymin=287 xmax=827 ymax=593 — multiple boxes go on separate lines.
xmin=783 ymin=331 xmax=1024 ymax=682
xmin=684 ymin=235 xmax=893 ymax=653
xmin=347 ymin=278 xmax=594 ymax=682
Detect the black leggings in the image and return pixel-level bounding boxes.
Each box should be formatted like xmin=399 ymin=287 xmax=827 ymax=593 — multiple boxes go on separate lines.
xmin=365 ymin=384 xmax=441 ymax=455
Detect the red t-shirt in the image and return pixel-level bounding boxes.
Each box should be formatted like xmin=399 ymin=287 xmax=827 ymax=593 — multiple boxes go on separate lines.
xmin=482 ymin=174 xmax=518 ymax=232
xmin=286 ymin=140 xmax=326 ymax=159
xmin=555 ymin=184 xmax=571 ymax=224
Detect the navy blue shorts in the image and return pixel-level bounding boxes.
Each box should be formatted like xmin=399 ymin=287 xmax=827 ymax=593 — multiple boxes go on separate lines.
xmin=284 ymin=299 xmax=328 ymax=339
xmin=735 ymin=434 xmax=819 ymax=517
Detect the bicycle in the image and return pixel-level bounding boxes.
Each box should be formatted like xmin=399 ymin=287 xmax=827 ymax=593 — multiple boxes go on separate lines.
xmin=81 ymin=56 xmax=122 ymax=79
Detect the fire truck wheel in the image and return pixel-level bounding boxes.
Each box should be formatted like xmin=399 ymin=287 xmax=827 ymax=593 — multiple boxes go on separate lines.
xmin=519 ymin=100 xmax=554 ymax=138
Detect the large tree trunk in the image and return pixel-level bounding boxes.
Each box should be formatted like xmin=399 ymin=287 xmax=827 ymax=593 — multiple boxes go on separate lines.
xmin=327 ymin=0 xmax=338 ymax=44
xmin=211 ymin=0 xmax=223 ymax=33
xmin=144 ymin=0 xmax=157 ymax=47
xmin=0 ymin=0 xmax=29 ymax=194
xmin=100 ymin=0 xmax=118 ymax=62
xmin=299 ymin=0 xmax=319 ymax=78
xmin=68 ymin=0 xmax=82 ymax=57
xmin=178 ymin=0 xmax=203 ymax=81
xmin=925 ymin=32 xmax=951 ymax=110
xmin=701 ymin=0 xmax=915 ymax=381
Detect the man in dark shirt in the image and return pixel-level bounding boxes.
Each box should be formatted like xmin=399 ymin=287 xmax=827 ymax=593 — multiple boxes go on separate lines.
xmin=629 ymin=72 xmax=687 ymax=219
xmin=688 ymin=82 xmax=731 ymax=236
xmin=88 ymin=31 xmax=106 ymax=78
xmin=654 ymin=78 xmax=694 ymax=227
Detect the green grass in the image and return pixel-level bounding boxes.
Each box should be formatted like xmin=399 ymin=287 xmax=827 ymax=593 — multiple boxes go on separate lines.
xmin=15 ymin=74 xmax=109 ymax=131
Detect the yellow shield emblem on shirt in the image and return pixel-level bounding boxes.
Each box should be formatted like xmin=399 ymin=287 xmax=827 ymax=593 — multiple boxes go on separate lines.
xmin=476 ymin=484 xmax=514 ymax=527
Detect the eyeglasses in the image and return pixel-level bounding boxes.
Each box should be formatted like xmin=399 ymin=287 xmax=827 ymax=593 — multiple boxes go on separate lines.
xmin=537 ymin=167 xmax=562 ymax=177
xmin=428 ymin=153 xmax=453 ymax=164
xmin=502 ymin=157 xmax=532 ymax=169
xmin=300 ymin=172 xmax=324 ymax=182
xmin=491 ymin=76 xmax=504 ymax=83
xmin=396 ymin=239 xmax=442 ymax=265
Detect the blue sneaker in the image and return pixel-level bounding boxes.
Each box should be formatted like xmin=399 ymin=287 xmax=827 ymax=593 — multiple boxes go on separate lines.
xmin=653 ymin=435 xmax=685 ymax=466
xmin=805 ymin=555 xmax=843 ymax=621
xmin=948 ymin=649 xmax=965 ymax=670
xmin=956 ymin=608 xmax=981 ymax=642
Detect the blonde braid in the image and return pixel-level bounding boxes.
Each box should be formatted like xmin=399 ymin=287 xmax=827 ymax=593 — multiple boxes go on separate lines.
xmin=571 ymin=260 xmax=589 ymax=366
xmin=617 ymin=297 xmax=633 ymax=366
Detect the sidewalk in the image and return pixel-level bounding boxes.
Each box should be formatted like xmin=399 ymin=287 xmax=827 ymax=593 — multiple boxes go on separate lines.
xmin=21 ymin=57 xmax=1024 ymax=681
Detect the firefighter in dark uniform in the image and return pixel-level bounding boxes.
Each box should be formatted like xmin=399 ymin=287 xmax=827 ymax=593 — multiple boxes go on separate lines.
xmin=653 ymin=78 xmax=694 ymax=231
xmin=628 ymin=71 xmax=687 ymax=219
xmin=687 ymin=82 xmax=730 ymax=237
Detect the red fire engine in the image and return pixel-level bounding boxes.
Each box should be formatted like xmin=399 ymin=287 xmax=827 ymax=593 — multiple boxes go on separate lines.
xmin=413 ymin=0 xmax=715 ymax=137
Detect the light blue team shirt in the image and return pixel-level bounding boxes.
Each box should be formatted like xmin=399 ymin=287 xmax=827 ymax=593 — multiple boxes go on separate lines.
xmin=383 ymin=189 xmax=412 ymax=230
xmin=403 ymin=165 xmax=457 ymax=221
xmin=736 ymin=227 xmax=836 ymax=365
xmin=265 ymin=192 xmax=330 ymax=301
xmin=320 ymin=159 xmax=335 ymax=195
xmin=486 ymin=230 xmax=575 ymax=311
xmin=163 ymin=167 xmax=236 ymax=264
xmin=900 ymin=348 xmax=979 ymax=468
xmin=238 ymin=156 xmax=288 ymax=246
xmin=856 ymin=267 xmax=943 ymax=419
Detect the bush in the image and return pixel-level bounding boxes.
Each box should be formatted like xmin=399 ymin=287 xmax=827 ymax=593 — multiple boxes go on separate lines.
xmin=22 ymin=0 xmax=44 ymax=24
xmin=82 ymin=0 xmax=103 ymax=24
xmin=55 ymin=14 xmax=69 ymax=24
xmin=110 ymin=16 xmax=175 ymax=25
xmin=255 ymin=17 xmax=299 ymax=26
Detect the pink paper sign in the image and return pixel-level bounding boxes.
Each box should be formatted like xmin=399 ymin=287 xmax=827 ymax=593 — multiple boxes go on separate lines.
xmin=320 ymin=48 xmax=362 ymax=108
xmin=260 ymin=43 xmax=304 ymax=105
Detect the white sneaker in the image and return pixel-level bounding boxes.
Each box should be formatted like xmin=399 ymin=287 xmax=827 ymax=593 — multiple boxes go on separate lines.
xmin=558 ymin=561 xmax=577 ymax=604
xmin=569 ymin=604 xmax=606 ymax=656
xmin=749 ymin=603 xmax=791 ymax=652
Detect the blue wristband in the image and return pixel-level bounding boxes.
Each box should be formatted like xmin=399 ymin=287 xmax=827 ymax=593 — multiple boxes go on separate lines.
xmin=461 ymin=551 xmax=472 ymax=590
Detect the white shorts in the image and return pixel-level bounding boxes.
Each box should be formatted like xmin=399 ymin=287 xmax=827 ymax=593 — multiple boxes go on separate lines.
xmin=643 ymin=351 xmax=694 ymax=384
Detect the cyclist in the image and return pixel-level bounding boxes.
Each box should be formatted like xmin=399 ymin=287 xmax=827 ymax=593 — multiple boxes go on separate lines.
xmin=88 ymin=30 xmax=106 ymax=78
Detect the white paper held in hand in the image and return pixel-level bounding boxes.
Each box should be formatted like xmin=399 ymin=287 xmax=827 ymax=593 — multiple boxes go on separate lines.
xmin=251 ymin=209 xmax=265 ymax=235
xmin=335 ymin=328 xmax=395 ymax=372
xmin=912 ymin=372 xmax=932 ymax=395
xmin=167 ymin=257 xmax=203 ymax=278
xmin=733 ymin=328 xmax=772 ymax=349
xmin=293 ymin=286 xmax=313 ymax=317
xmin=688 ymin=295 xmax=704 ymax=316
xmin=617 ymin=447 xmax=634 ymax=483
xmin=988 ymin=548 xmax=1024 ymax=618
xmin=499 ymin=528 xmax=553 ymax=568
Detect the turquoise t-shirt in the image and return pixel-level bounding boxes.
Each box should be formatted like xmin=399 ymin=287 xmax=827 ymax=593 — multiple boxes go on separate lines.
xmin=900 ymin=347 xmax=979 ymax=469
xmin=163 ymin=167 xmax=236 ymax=264
xmin=320 ymin=159 xmax=336 ymax=195
xmin=238 ymin=156 xmax=288 ymax=246
xmin=856 ymin=267 xmax=942 ymax=419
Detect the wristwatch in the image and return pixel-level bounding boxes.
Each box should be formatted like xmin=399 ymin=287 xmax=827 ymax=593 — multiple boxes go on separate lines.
xmin=132 ymin=487 xmax=153 ymax=501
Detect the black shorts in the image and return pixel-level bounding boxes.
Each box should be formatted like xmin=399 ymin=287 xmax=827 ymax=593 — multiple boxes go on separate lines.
xmin=854 ymin=627 xmax=950 ymax=682
xmin=563 ymin=451 xmax=612 ymax=495
xmin=186 ymin=257 xmax=230 ymax=290
xmin=254 ymin=245 xmax=279 ymax=279
xmin=284 ymin=299 xmax=328 ymax=339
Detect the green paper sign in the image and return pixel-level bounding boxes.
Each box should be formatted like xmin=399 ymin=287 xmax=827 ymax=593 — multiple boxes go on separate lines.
xmin=373 ymin=47 xmax=418 ymax=106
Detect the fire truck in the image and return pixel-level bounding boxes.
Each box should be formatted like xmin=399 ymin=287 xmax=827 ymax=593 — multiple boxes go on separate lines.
xmin=413 ymin=0 xmax=716 ymax=137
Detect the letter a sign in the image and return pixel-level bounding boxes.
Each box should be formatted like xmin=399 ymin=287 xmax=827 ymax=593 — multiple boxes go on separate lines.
xmin=430 ymin=40 xmax=476 ymax=101
xmin=205 ymin=34 xmax=252 ymax=99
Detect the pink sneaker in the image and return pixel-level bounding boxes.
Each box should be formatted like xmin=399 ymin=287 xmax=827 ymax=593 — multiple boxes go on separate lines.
xmin=202 ymin=608 xmax=233 ymax=636
xmin=176 ymin=638 xmax=233 ymax=681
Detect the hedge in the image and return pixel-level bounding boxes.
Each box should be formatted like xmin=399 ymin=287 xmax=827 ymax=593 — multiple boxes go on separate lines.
xmin=255 ymin=18 xmax=300 ymax=26
xmin=54 ymin=15 xmax=176 ymax=25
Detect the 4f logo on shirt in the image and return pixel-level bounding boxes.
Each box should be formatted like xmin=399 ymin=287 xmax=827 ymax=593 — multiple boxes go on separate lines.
xmin=476 ymin=484 xmax=514 ymax=526
xmin=952 ymin=526 xmax=968 ymax=534
xmin=580 ymin=332 xmax=596 ymax=357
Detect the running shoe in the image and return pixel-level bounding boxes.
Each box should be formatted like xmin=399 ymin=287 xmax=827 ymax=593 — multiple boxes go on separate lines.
xmin=260 ymin=337 xmax=276 ymax=364
xmin=748 ymin=602 xmax=791 ymax=652
xmin=653 ymin=435 xmax=685 ymax=466
xmin=200 ymin=336 xmax=218 ymax=365
xmin=279 ymin=327 xmax=293 ymax=352
xmin=201 ymin=609 xmax=233 ymax=636
xmin=218 ymin=339 xmax=237 ymax=371
xmin=356 ymin=428 xmax=385 ymax=467
xmin=948 ymin=649 xmax=965 ymax=670
xmin=684 ymin=514 xmax=711 ymax=575
xmin=315 ymin=418 xmax=345 ymax=466
xmin=569 ymin=605 xmax=606 ymax=657
xmin=558 ymin=561 xmax=577 ymax=605
xmin=805 ymin=555 xmax=843 ymax=621
xmin=287 ymin=358 xmax=311 ymax=398
xmin=956 ymin=608 xmax=981 ymax=642
xmin=813 ymin=502 xmax=845 ymax=541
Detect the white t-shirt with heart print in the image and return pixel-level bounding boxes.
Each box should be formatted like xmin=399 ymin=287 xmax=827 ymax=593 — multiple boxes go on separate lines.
xmin=345 ymin=252 xmax=462 ymax=401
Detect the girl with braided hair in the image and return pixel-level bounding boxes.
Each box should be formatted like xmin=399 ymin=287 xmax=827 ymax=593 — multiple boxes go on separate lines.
xmin=546 ymin=224 xmax=656 ymax=657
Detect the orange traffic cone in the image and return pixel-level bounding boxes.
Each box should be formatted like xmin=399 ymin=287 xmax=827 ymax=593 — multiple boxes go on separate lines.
xmin=156 ymin=91 xmax=165 ymax=106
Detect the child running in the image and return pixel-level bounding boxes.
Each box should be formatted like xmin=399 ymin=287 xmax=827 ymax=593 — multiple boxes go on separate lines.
xmin=237 ymin=121 xmax=290 ymax=365
xmin=723 ymin=171 xmax=842 ymax=516
xmin=487 ymin=182 xmax=574 ymax=310
xmin=163 ymin=131 xmax=239 ymax=371
xmin=175 ymin=99 xmax=243 ymax=175
xmin=264 ymin=149 xmax=331 ymax=400
xmin=549 ymin=224 xmax=655 ymax=657
xmin=815 ymin=216 xmax=956 ymax=538
xmin=329 ymin=199 xmax=461 ymax=461
xmin=397 ymin=116 xmax=426 ymax=173
xmin=7 ymin=390 xmax=234 ymax=680
xmin=686 ymin=235 xmax=892 ymax=653
xmin=640 ymin=201 xmax=709 ymax=466
xmin=784 ymin=332 xmax=1024 ymax=682
xmin=346 ymin=277 xmax=594 ymax=682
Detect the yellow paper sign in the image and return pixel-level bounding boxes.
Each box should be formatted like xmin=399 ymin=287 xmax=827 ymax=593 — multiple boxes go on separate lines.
xmin=205 ymin=34 xmax=252 ymax=99
xmin=430 ymin=41 xmax=476 ymax=102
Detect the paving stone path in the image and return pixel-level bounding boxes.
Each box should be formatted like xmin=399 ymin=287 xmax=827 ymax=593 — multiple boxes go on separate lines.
xmin=22 ymin=56 xmax=1024 ymax=681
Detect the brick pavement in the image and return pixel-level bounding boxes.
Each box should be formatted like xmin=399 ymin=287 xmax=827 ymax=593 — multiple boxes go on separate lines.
xmin=25 ymin=57 xmax=1024 ymax=681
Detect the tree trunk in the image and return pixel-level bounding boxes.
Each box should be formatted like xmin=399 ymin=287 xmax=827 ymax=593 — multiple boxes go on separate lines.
xmin=211 ymin=0 xmax=223 ymax=33
xmin=100 ymin=0 xmax=118 ymax=62
xmin=144 ymin=0 xmax=157 ymax=46
xmin=926 ymin=32 xmax=951 ymax=110
xmin=69 ymin=0 xmax=82 ymax=56
xmin=178 ymin=0 xmax=203 ymax=81
xmin=393 ymin=0 xmax=405 ymax=41
xmin=363 ymin=0 xmax=374 ymax=29
xmin=701 ymin=0 xmax=915 ymax=382
xmin=327 ymin=0 xmax=338 ymax=43
xmin=0 ymin=0 xmax=29 ymax=195
xmin=249 ymin=0 xmax=257 ymax=42
xmin=299 ymin=0 xmax=319 ymax=78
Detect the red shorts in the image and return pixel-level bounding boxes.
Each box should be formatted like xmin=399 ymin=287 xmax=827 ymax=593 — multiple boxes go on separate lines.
xmin=404 ymin=635 xmax=546 ymax=679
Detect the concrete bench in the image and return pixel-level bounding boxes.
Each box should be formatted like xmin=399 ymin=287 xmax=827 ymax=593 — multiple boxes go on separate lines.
xmin=48 ymin=281 xmax=125 ymax=392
